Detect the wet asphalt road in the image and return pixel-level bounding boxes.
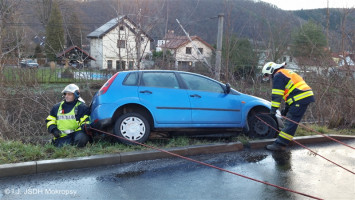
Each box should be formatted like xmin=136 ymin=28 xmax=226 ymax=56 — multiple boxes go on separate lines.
xmin=0 ymin=141 xmax=354 ymax=200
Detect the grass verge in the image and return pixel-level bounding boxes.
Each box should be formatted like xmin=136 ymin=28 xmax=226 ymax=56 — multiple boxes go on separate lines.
xmin=0 ymin=125 xmax=354 ymax=165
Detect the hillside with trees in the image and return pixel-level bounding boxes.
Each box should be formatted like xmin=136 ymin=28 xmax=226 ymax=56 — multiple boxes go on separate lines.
xmin=15 ymin=0 xmax=354 ymax=53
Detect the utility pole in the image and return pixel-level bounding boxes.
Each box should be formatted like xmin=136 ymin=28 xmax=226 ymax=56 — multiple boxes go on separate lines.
xmin=215 ymin=13 xmax=224 ymax=81
xmin=326 ymin=0 xmax=329 ymax=46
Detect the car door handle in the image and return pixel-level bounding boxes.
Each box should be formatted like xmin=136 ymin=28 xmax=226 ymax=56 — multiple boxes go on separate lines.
xmin=190 ymin=94 xmax=201 ymax=98
xmin=139 ymin=90 xmax=152 ymax=94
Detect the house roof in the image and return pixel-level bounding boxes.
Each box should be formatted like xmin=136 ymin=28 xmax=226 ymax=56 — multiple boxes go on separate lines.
xmin=56 ymin=46 xmax=96 ymax=61
xmin=295 ymin=56 xmax=337 ymax=67
xmin=338 ymin=65 xmax=355 ymax=71
xmin=87 ymin=15 xmax=153 ymax=41
xmin=161 ymin=35 xmax=214 ymax=50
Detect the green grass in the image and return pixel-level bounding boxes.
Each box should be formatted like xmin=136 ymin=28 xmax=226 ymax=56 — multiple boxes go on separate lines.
xmin=2 ymin=68 xmax=109 ymax=84
xmin=0 ymin=125 xmax=353 ymax=165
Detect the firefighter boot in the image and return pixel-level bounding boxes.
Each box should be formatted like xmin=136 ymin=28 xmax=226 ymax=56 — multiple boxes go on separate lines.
xmin=266 ymin=142 xmax=286 ymax=151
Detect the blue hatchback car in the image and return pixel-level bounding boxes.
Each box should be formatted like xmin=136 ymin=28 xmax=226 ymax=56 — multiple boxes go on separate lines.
xmin=90 ymin=70 xmax=282 ymax=144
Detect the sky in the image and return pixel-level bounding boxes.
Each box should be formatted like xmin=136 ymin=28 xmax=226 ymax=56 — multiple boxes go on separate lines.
xmin=259 ymin=0 xmax=355 ymax=10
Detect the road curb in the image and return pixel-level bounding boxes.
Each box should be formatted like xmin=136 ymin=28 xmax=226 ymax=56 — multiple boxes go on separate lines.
xmin=0 ymin=135 xmax=353 ymax=178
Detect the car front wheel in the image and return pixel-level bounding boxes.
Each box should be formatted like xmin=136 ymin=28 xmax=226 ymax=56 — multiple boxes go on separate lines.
xmin=114 ymin=113 xmax=150 ymax=145
xmin=247 ymin=113 xmax=277 ymax=139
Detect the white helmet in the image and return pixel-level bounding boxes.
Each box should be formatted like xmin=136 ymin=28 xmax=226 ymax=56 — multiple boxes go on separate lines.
xmin=262 ymin=62 xmax=286 ymax=76
xmin=62 ymin=84 xmax=85 ymax=103
xmin=62 ymin=84 xmax=80 ymax=98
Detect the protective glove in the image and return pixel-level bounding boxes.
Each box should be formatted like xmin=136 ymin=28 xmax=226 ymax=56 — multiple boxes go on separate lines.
xmin=81 ymin=123 xmax=93 ymax=136
xmin=270 ymin=108 xmax=277 ymax=119
xmin=52 ymin=128 xmax=61 ymax=138
xmin=281 ymin=105 xmax=290 ymax=116
xmin=81 ymin=123 xmax=91 ymax=131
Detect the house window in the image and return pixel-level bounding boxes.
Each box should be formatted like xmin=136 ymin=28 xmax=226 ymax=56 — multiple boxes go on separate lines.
xmin=128 ymin=61 xmax=134 ymax=69
xmin=283 ymin=56 xmax=287 ymax=62
xmin=116 ymin=60 xmax=126 ymax=70
xmin=117 ymin=40 xmax=126 ymax=48
xmin=186 ymin=47 xmax=192 ymax=54
xmin=290 ymin=57 xmax=293 ymax=62
xmin=198 ymin=48 xmax=203 ymax=54
xmin=119 ymin=26 xmax=124 ymax=31
xmin=107 ymin=60 xmax=112 ymax=69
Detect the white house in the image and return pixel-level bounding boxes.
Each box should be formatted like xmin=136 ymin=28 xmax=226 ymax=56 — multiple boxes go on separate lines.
xmin=87 ymin=15 xmax=153 ymax=70
xmin=159 ymin=30 xmax=214 ymax=69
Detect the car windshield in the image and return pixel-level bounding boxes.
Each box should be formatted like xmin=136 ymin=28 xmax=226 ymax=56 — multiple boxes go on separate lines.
xmin=27 ymin=60 xmax=36 ymax=63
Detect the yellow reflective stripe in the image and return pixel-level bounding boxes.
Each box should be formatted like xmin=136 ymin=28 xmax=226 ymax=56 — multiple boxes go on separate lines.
xmin=298 ymin=84 xmax=309 ymax=90
xmin=46 ymin=121 xmax=56 ymax=128
xmin=286 ymin=81 xmax=308 ymax=98
xmin=271 ymin=101 xmax=281 ymax=108
xmin=294 ymin=81 xmax=306 ymax=88
xmin=285 ymin=80 xmax=293 ymax=89
xmin=79 ymin=115 xmax=89 ymax=125
xmin=286 ymin=91 xmax=314 ymax=104
xmin=293 ymin=91 xmax=314 ymax=101
xmin=272 ymin=89 xmax=284 ymax=95
xmin=46 ymin=115 xmax=56 ymax=121
xmin=279 ymin=131 xmax=293 ymax=141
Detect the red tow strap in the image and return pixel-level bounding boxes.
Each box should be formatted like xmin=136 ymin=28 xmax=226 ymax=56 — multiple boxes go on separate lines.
xmin=90 ymin=127 xmax=323 ymax=200
xmin=255 ymin=115 xmax=354 ymax=175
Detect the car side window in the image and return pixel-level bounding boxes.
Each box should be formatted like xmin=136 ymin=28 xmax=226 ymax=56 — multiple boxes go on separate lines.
xmin=123 ymin=72 xmax=138 ymax=86
xmin=142 ymin=72 xmax=179 ymax=89
xmin=180 ymin=73 xmax=224 ymax=93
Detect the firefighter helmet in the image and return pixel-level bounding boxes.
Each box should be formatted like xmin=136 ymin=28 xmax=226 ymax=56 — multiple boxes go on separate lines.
xmin=262 ymin=62 xmax=286 ymax=76
xmin=62 ymin=84 xmax=80 ymax=99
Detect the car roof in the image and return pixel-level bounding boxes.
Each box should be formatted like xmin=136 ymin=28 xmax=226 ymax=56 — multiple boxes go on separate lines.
xmin=120 ymin=70 xmax=211 ymax=78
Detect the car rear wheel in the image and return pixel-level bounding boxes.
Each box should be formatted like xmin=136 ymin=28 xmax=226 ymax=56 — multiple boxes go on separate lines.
xmin=114 ymin=113 xmax=150 ymax=145
xmin=247 ymin=113 xmax=277 ymax=139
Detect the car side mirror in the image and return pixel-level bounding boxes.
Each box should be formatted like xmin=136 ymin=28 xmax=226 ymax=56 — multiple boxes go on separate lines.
xmin=225 ymin=83 xmax=231 ymax=94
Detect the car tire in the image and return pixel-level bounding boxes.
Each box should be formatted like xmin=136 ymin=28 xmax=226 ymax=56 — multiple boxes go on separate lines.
xmin=247 ymin=113 xmax=277 ymax=139
xmin=114 ymin=113 xmax=150 ymax=145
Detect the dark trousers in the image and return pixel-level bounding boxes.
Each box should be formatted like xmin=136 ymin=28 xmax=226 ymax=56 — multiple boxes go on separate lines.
xmin=275 ymin=103 xmax=310 ymax=146
xmin=52 ymin=130 xmax=89 ymax=148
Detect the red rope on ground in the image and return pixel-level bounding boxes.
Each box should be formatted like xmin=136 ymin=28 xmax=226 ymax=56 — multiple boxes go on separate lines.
xmin=90 ymin=127 xmax=323 ymax=200
xmin=255 ymin=115 xmax=355 ymax=175
xmin=280 ymin=115 xmax=355 ymax=150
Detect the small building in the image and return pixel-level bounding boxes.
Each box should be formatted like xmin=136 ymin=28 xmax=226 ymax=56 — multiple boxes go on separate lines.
xmin=87 ymin=15 xmax=153 ymax=70
xmin=56 ymin=46 xmax=95 ymax=68
xmin=159 ymin=30 xmax=214 ymax=69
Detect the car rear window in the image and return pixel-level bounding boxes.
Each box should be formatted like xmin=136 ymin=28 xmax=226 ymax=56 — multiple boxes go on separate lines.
xmin=123 ymin=72 xmax=139 ymax=86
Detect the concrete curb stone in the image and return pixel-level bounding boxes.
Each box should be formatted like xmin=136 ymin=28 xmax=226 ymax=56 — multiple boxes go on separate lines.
xmin=37 ymin=154 xmax=121 ymax=173
xmin=0 ymin=135 xmax=354 ymax=178
xmin=0 ymin=161 xmax=36 ymax=177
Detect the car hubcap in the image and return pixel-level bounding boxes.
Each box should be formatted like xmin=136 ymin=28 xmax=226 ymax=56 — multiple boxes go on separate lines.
xmin=120 ymin=117 xmax=145 ymax=141
xmin=254 ymin=121 xmax=269 ymax=136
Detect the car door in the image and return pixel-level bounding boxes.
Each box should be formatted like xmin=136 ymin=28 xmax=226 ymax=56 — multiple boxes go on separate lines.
xmin=179 ymin=73 xmax=242 ymax=125
xmin=138 ymin=71 xmax=191 ymax=124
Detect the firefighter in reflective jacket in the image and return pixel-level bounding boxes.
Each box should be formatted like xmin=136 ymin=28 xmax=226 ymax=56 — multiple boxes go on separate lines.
xmin=45 ymin=84 xmax=91 ymax=147
xmin=262 ymin=62 xmax=315 ymax=151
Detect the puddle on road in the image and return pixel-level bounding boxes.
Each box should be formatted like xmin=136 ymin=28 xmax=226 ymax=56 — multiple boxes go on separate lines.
xmin=96 ymin=170 xmax=146 ymax=182
xmin=115 ymin=170 xmax=145 ymax=178
xmin=240 ymin=152 xmax=268 ymax=163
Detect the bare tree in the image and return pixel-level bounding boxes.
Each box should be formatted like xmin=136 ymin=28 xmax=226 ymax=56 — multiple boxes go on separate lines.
xmin=0 ymin=0 xmax=25 ymax=70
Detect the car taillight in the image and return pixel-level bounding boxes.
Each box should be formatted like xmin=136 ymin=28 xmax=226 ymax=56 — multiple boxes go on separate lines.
xmin=98 ymin=72 xmax=119 ymax=95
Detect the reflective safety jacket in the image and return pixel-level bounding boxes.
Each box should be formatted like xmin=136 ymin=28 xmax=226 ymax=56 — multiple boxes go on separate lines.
xmin=271 ymin=69 xmax=315 ymax=109
xmin=46 ymin=100 xmax=90 ymax=138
